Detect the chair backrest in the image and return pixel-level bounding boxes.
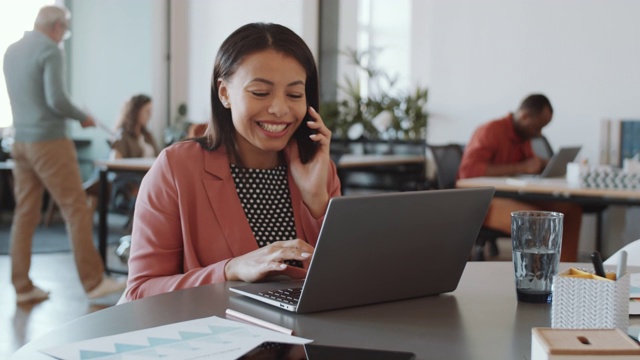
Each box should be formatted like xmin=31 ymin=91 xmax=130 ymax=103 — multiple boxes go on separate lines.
xmin=429 ymin=144 xmax=464 ymax=189
xmin=335 ymin=139 xmax=428 ymax=193
xmin=531 ymin=136 xmax=554 ymax=160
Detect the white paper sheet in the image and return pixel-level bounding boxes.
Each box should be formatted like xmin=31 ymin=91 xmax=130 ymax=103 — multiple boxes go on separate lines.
xmin=40 ymin=316 xmax=311 ymax=360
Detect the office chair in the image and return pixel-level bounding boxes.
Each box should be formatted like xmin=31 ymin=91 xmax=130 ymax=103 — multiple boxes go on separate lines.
xmin=428 ymin=143 xmax=509 ymax=261
xmin=531 ymin=136 xmax=554 ymax=160
xmin=429 ymin=144 xmax=464 ymax=190
xmin=337 ymin=139 xmax=427 ymax=194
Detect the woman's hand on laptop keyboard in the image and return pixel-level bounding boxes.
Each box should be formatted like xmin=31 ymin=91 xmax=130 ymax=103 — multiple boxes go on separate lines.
xmin=224 ymin=239 xmax=313 ymax=282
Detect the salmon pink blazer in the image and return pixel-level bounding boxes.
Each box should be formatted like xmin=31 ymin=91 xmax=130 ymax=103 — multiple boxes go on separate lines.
xmin=126 ymin=141 xmax=341 ymax=300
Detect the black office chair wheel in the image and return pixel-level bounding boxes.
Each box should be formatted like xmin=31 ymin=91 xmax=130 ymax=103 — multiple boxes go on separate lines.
xmin=473 ymin=227 xmax=509 ymax=261
xmin=488 ymin=238 xmax=500 ymax=257
xmin=474 ymin=244 xmax=486 ymax=261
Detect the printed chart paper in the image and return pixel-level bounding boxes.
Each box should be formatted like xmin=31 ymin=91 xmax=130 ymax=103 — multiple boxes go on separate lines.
xmin=40 ymin=316 xmax=311 ymax=360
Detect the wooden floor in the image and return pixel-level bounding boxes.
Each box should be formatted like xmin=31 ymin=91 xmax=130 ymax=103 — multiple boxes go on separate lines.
xmin=1 ymin=248 xmax=126 ymax=359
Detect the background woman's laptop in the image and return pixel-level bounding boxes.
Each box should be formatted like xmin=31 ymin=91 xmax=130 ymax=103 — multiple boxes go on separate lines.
xmin=520 ymin=146 xmax=581 ymax=178
xmin=230 ymin=188 xmax=494 ymax=313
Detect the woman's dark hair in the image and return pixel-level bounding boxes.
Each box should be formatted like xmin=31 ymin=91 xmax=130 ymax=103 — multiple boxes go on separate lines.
xmin=197 ymin=22 xmax=319 ymax=164
xmin=115 ymin=94 xmax=152 ymax=137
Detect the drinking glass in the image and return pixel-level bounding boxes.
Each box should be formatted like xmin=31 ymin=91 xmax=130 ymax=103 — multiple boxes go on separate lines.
xmin=511 ymin=211 xmax=563 ymax=303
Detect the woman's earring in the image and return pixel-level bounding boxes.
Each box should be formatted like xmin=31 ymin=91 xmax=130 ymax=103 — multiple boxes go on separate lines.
xmin=222 ymin=101 xmax=230 ymax=108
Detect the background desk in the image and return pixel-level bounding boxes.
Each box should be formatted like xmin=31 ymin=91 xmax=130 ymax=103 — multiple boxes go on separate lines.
xmin=456 ymin=177 xmax=640 ymax=253
xmin=94 ymin=158 xmax=155 ymax=273
xmin=337 ymin=153 xmax=425 ymax=168
xmin=336 ymin=153 xmax=427 ymax=192
xmin=456 ymin=177 xmax=640 ymax=204
xmin=12 ymin=262 xmax=640 ymax=360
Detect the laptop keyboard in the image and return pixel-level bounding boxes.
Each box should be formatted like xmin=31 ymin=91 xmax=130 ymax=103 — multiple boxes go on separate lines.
xmin=259 ymin=287 xmax=302 ymax=305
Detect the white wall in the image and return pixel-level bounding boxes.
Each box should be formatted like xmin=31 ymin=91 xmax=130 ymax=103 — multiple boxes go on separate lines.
xmin=67 ymin=0 xmax=318 ymax=173
xmin=171 ymin=0 xmax=319 ymax=125
xmin=414 ymin=0 xmax=640 ymax=166
xmin=69 ymin=0 xmax=167 ymax=163
xmin=64 ymin=0 xmax=639 ymax=253
xmin=335 ymin=0 xmax=359 ymax=94
xmin=410 ymin=0 xmax=640 ymax=256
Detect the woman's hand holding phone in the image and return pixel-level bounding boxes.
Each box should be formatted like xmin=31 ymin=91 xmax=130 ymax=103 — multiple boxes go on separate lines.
xmin=286 ymin=106 xmax=332 ymax=219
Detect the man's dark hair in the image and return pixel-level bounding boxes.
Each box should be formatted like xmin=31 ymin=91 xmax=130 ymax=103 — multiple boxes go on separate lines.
xmin=518 ymin=94 xmax=553 ymax=115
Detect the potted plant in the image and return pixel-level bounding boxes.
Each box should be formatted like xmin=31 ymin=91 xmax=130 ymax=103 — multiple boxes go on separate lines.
xmin=321 ymin=48 xmax=428 ymax=155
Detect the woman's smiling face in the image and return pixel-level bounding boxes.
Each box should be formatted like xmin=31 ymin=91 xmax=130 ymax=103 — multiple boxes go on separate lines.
xmin=218 ymin=49 xmax=308 ymax=166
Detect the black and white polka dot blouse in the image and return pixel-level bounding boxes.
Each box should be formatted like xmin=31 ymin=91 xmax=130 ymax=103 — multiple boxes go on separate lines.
xmin=230 ymin=164 xmax=301 ymax=267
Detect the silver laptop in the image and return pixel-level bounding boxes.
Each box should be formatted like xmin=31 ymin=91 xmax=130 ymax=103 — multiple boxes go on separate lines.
xmin=520 ymin=146 xmax=581 ymax=178
xmin=229 ymin=187 xmax=494 ymax=313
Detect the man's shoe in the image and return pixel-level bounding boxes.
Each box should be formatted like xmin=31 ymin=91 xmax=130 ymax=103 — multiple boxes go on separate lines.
xmin=87 ymin=276 xmax=127 ymax=300
xmin=16 ymin=286 xmax=50 ymax=304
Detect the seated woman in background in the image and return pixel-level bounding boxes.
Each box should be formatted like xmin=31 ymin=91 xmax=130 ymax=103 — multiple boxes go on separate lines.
xmin=110 ymin=94 xmax=159 ymax=159
xmin=109 ymin=94 xmax=159 ymax=219
xmin=124 ymin=22 xmax=341 ymax=301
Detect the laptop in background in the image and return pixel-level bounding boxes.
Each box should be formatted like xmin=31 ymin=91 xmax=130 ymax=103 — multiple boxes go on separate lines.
xmin=230 ymin=187 xmax=495 ymax=314
xmin=520 ymin=146 xmax=581 ymax=179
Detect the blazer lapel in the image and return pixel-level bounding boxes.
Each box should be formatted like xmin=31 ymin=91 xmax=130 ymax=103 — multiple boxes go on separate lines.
xmin=202 ymin=149 xmax=258 ymax=257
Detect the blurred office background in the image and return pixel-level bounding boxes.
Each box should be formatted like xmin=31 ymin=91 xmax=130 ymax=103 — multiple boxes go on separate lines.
xmin=10 ymin=0 xmax=637 ymax=254
xmin=1 ymin=0 xmax=640 ymax=356
xmin=1 ymin=0 xmax=639 ymax=280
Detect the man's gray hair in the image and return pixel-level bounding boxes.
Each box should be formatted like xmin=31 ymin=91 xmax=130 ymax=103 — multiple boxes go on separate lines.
xmin=34 ymin=5 xmax=70 ymax=31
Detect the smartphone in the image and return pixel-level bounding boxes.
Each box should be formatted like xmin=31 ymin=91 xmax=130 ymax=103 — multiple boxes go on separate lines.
xmin=294 ymin=110 xmax=319 ymax=164
xmin=237 ymin=341 xmax=416 ymax=360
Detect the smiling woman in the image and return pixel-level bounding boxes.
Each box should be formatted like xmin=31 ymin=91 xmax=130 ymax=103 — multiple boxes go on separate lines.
xmin=124 ymin=23 xmax=342 ymax=302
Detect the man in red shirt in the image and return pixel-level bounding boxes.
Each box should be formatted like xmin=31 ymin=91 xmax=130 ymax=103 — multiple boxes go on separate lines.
xmin=458 ymin=94 xmax=582 ymax=262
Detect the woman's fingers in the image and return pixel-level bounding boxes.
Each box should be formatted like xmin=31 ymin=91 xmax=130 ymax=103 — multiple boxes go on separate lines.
xmin=307 ymin=107 xmax=332 ymax=141
xmin=267 ymin=240 xmax=313 ymax=263
xmin=228 ymin=239 xmax=313 ymax=282
xmin=274 ymin=238 xmax=314 ymax=252
xmin=309 ymin=132 xmax=331 ymax=147
xmin=268 ymin=261 xmax=288 ymax=271
xmin=307 ymin=106 xmax=323 ymax=124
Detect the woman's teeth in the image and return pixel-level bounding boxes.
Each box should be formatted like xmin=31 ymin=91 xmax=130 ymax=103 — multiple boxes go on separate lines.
xmin=258 ymin=122 xmax=287 ymax=133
